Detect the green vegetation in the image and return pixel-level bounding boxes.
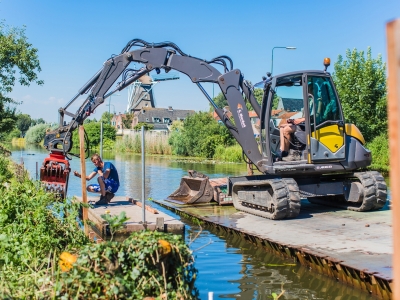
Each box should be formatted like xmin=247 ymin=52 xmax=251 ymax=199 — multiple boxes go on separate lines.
xmin=366 ymin=133 xmax=389 ymax=174
xmin=213 ymin=144 xmax=243 ymax=162
xmin=169 ymin=112 xmax=236 ymax=158
xmin=0 ymin=149 xmax=197 ymax=298
xmin=71 ymin=122 xmax=116 ymax=150
xmin=24 ymin=123 xmax=52 ymax=144
xmin=0 ymin=21 xmax=43 ymax=140
xmin=134 ymin=122 xmax=155 ymax=131
xmin=210 ymin=87 xmax=263 ymax=112
xmin=333 ymin=47 xmax=387 ymax=142
xmin=54 ymin=231 xmax=198 ymax=299
xmin=115 ymin=132 xmax=172 ymax=155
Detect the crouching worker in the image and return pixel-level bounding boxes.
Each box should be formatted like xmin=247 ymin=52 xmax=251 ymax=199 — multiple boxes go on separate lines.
xmin=73 ymin=153 xmax=120 ymax=205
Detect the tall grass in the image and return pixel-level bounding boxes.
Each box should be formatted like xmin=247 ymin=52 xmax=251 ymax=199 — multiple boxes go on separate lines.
xmin=366 ymin=133 xmax=389 ymax=174
xmin=115 ymin=131 xmax=172 ymax=155
xmin=213 ymin=144 xmax=243 ymax=162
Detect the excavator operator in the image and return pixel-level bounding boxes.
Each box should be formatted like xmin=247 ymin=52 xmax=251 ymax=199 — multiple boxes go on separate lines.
xmin=275 ymin=81 xmax=319 ymax=161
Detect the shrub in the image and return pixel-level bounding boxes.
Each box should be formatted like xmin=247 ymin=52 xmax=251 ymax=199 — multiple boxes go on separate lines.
xmin=0 ymin=155 xmax=13 ymax=182
xmin=3 ymin=128 xmax=21 ymax=143
xmin=71 ymin=122 xmax=116 ymax=149
xmin=24 ymin=123 xmax=51 ymax=144
xmin=213 ymin=144 xmax=243 ymax=162
xmin=52 ymin=231 xmax=198 ymax=299
xmin=168 ymin=112 xmax=236 ymax=158
xmin=366 ymin=133 xmax=389 ymax=173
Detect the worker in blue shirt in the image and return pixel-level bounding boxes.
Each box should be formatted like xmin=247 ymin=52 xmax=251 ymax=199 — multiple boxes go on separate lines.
xmin=73 ymin=153 xmax=120 ymax=205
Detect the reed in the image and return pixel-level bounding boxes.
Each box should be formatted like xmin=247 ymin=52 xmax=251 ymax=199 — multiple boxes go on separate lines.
xmin=213 ymin=144 xmax=243 ymax=162
xmin=115 ymin=131 xmax=172 ymax=155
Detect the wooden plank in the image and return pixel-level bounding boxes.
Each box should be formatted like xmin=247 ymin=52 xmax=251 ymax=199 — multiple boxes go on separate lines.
xmin=79 ymin=126 xmax=89 ymax=235
xmin=127 ymin=197 xmax=159 ymax=214
xmin=386 ymin=18 xmax=400 ymax=300
xmin=74 ymin=196 xmax=184 ymax=238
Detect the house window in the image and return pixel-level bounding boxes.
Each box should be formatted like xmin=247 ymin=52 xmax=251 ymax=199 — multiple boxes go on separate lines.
xmin=153 ymin=117 xmax=161 ymax=123
xmin=146 ymin=118 xmax=149 ymax=121
xmin=163 ymin=118 xmax=171 ymax=124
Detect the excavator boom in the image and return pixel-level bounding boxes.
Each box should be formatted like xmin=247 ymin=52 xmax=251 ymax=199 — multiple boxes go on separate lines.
xmin=41 ymin=39 xmax=267 ymax=198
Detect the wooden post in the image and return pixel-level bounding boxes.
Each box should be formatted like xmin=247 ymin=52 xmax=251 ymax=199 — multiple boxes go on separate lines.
xmin=79 ymin=125 xmax=89 ymax=235
xmin=387 ymin=19 xmax=400 ymax=299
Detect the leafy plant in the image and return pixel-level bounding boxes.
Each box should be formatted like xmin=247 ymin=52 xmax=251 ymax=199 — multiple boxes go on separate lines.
xmin=101 ymin=211 xmax=130 ymax=241
xmin=333 ymin=47 xmax=387 ymax=142
xmin=213 ymin=144 xmax=243 ymax=162
xmin=168 ymin=111 xmax=236 ymax=158
xmin=0 ymin=21 xmax=43 ymax=137
xmin=134 ymin=122 xmax=154 ymax=131
xmin=24 ymin=123 xmax=51 ymax=144
xmin=53 ymin=231 xmax=198 ymax=299
xmin=366 ymin=132 xmax=389 ymax=174
xmin=71 ymin=122 xmax=116 ymax=150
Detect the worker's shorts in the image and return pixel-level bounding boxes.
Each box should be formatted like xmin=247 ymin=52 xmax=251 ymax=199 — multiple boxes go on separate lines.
xmin=88 ymin=178 xmax=119 ymax=194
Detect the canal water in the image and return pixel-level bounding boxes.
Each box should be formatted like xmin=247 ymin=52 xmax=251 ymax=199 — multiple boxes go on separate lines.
xmin=10 ymin=144 xmax=383 ymax=299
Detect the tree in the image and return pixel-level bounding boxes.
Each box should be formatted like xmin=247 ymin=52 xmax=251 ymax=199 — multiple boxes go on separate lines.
xmin=122 ymin=113 xmax=134 ymax=129
xmin=71 ymin=122 xmax=116 ymax=150
xmin=133 ymin=122 xmax=154 ymax=131
xmin=0 ymin=22 xmax=43 ymax=136
xmin=168 ymin=111 xmax=236 ymax=158
xmin=100 ymin=111 xmax=114 ymax=124
xmin=209 ymin=87 xmax=263 ymax=112
xmin=24 ymin=123 xmax=50 ymax=144
xmin=332 ymin=47 xmax=387 ymax=142
xmin=30 ymin=117 xmax=45 ymax=126
xmin=16 ymin=113 xmax=31 ymax=136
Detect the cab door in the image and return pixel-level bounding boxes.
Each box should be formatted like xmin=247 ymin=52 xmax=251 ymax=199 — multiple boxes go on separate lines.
xmin=304 ymin=75 xmax=346 ymax=162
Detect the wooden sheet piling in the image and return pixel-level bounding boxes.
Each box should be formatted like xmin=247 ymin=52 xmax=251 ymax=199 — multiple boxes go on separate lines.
xmin=387 ymin=18 xmax=400 ymax=300
xmin=79 ymin=125 xmax=89 ymax=235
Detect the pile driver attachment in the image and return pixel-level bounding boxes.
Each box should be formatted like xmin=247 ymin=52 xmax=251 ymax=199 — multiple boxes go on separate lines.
xmin=40 ymin=153 xmax=70 ymax=199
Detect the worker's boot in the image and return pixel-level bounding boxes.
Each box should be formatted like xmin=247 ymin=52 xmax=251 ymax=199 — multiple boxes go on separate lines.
xmin=106 ymin=192 xmax=115 ymax=203
xmin=275 ymin=149 xmax=288 ymax=161
xmin=94 ymin=194 xmax=109 ymax=205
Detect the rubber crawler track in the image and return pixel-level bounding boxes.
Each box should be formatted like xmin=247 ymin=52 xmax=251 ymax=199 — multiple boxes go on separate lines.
xmin=232 ymin=179 xmax=301 ymax=220
xmin=307 ymin=171 xmax=387 ymax=211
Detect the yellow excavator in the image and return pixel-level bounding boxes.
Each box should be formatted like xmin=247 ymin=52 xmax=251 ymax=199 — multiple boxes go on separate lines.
xmin=39 ymin=39 xmax=386 ymax=219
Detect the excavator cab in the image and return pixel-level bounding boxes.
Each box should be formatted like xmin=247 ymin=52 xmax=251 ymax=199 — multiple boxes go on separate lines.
xmin=267 ymin=72 xmax=346 ymax=164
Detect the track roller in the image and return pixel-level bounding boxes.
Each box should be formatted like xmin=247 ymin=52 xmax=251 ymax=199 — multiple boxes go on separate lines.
xmin=307 ymin=171 xmax=387 ymax=211
xmin=232 ymin=178 xmax=300 ymax=220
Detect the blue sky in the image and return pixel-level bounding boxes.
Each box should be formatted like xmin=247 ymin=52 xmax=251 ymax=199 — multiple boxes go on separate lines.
xmin=2 ymin=0 xmax=399 ymax=123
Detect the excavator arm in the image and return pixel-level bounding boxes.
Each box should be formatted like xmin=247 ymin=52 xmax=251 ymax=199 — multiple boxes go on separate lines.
xmin=41 ymin=40 xmax=269 ymax=198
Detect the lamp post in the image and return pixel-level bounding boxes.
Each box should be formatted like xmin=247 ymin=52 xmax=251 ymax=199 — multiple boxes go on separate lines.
xmin=271 ymin=46 xmax=296 ymax=75
xmin=107 ymin=94 xmax=120 ymax=124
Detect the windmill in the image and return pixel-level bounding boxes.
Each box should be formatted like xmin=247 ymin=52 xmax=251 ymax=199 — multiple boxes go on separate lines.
xmin=126 ymin=72 xmax=179 ymax=112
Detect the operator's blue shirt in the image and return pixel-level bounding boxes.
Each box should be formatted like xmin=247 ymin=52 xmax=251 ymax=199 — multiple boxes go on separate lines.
xmin=93 ymin=162 xmax=120 ymax=185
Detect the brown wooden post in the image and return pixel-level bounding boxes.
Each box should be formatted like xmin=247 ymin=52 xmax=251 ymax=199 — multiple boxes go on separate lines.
xmin=387 ymin=19 xmax=400 ymax=299
xmin=79 ymin=125 xmax=89 ymax=235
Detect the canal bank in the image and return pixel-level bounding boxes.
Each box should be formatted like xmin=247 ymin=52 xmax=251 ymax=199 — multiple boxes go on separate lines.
xmin=11 ymin=145 xmax=391 ymax=299
xmin=154 ymin=198 xmax=392 ymax=299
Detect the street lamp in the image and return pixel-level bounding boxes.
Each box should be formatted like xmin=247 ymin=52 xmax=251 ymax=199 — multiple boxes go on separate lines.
xmin=107 ymin=94 xmax=120 ymax=124
xmin=271 ymin=46 xmax=296 ymax=75
xmin=107 ymin=104 xmax=116 ymax=114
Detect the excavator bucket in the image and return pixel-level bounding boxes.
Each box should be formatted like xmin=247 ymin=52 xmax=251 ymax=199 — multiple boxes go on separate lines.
xmin=167 ymin=170 xmax=214 ymax=204
xmin=40 ymin=153 xmax=71 ymax=199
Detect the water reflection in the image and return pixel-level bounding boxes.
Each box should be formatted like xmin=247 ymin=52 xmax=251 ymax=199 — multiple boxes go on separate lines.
xmin=188 ymin=223 xmax=378 ymax=299
xmin=9 ymin=145 xmax=383 ymax=299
